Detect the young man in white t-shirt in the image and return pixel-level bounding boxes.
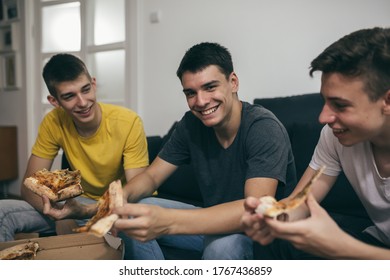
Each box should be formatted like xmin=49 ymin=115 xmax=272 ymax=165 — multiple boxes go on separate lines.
xmin=242 ymin=27 xmax=390 ymax=259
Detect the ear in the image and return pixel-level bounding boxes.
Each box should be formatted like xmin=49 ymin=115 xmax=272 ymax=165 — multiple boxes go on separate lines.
xmin=230 ymin=72 xmax=239 ymax=93
xmin=47 ymin=95 xmax=60 ymax=108
xmin=382 ymin=90 xmax=390 ymax=115
xmin=91 ymin=77 xmax=97 ymax=87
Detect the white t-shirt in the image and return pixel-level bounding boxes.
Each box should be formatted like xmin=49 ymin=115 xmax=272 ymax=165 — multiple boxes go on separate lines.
xmin=310 ymin=125 xmax=390 ymax=246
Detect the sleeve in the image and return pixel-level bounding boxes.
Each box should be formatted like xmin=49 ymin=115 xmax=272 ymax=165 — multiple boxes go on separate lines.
xmin=158 ymin=116 xmax=190 ymax=166
xmin=309 ymin=125 xmax=342 ymax=176
xmin=31 ymin=112 xmax=61 ymax=159
xmin=123 ymin=114 xmax=149 ymax=169
xmin=245 ymin=118 xmax=291 ymax=185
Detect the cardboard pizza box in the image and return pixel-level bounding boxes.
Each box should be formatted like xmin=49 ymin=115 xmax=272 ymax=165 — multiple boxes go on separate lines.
xmin=0 ymin=233 xmax=124 ymax=260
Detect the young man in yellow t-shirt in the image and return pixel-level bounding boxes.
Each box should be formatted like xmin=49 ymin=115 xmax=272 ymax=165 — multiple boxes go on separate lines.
xmin=0 ymin=53 xmax=149 ymax=241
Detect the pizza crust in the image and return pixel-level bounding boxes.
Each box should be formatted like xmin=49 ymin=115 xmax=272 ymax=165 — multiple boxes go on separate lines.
xmin=0 ymin=242 xmax=39 ymax=260
xmin=23 ymin=168 xmax=83 ymax=202
xmin=256 ymin=166 xmax=326 ymax=218
xmin=24 ymin=177 xmax=58 ymax=201
xmin=89 ymin=214 xmax=120 ymax=238
xmin=74 ymin=180 xmax=123 ymax=237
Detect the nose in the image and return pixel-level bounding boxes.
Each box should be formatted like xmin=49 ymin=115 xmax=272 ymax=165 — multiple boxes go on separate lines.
xmin=76 ymin=93 xmax=88 ymax=107
xmin=318 ymin=103 xmax=336 ymax=124
xmin=194 ymin=91 xmax=209 ymax=107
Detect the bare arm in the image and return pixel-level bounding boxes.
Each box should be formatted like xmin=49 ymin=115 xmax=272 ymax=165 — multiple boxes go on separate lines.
xmin=115 ymin=174 xmax=278 ymax=242
xmin=167 ymin=176 xmax=277 ymax=235
xmin=122 ymin=156 xmax=178 ymax=203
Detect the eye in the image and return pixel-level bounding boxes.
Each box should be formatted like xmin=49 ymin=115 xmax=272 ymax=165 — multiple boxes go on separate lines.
xmin=82 ymin=86 xmax=91 ymax=94
xmin=331 ymin=101 xmax=348 ymax=111
xmin=61 ymin=94 xmax=75 ymax=101
xmin=183 ymin=90 xmax=196 ymax=98
xmin=205 ymin=85 xmax=216 ymax=91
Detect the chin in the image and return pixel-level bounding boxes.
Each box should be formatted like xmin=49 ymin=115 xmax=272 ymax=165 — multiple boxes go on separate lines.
xmin=337 ymin=137 xmax=361 ymax=147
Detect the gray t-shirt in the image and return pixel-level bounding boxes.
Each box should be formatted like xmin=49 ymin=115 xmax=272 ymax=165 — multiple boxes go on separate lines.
xmin=159 ymin=101 xmax=296 ymax=207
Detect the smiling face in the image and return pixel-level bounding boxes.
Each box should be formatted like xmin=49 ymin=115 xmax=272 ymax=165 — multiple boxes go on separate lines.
xmin=47 ymin=74 xmax=101 ymax=131
xmin=181 ymin=65 xmax=240 ymax=129
xmin=319 ymin=72 xmax=389 ymax=146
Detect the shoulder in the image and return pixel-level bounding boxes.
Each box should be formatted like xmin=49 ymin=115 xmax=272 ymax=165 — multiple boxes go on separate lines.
xmin=241 ymin=102 xmax=286 ymax=133
xmin=100 ymin=103 xmax=141 ymax=122
xmin=40 ymin=107 xmax=71 ymax=128
xmin=242 ymin=102 xmax=280 ymax=123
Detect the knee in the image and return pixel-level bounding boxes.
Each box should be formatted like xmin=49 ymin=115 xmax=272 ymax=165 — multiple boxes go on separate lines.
xmin=0 ymin=200 xmax=21 ymax=219
xmin=203 ymin=234 xmax=253 ymax=260
xmin=0 ymin=199 xmax=33 ymax=228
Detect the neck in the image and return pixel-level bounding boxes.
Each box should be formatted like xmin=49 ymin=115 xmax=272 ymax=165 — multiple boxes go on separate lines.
xmin=214 ymin=100 xmax=242 ymax=148
xmin=75 ymin=104 xmax=102 ymax=137
xmin=371 ymin=123 xmax=390 ymax=178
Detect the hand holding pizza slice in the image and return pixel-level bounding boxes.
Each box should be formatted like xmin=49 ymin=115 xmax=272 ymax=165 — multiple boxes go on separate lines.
xmin=74 ymin=180 xmax=123 ymax=237
xmin=256 ymin=166 xmax=326 ymax=218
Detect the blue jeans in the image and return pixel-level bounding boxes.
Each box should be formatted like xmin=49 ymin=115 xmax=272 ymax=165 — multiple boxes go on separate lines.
xmin=120 ymin=197 xmax=254 ymax=260
xmin=0 ymin=196 xmax=96 ymax=242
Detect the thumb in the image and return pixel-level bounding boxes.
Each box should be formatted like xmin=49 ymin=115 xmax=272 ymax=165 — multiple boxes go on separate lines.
xmin=305 ymin=193 xmax=325 ymax=217
xmin=244 ymin=196 xmax=260 ymax=212
xmin=42 ymin=195 xmax=51 ymax=214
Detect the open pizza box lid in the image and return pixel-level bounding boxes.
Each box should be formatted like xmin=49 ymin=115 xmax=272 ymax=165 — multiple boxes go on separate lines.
xmin=0 ymin=233 xmax=124 ymax=260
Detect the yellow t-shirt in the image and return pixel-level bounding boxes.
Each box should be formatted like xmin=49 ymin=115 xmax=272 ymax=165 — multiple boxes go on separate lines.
xmin=32 ymin=103 xmax=149 ymax=200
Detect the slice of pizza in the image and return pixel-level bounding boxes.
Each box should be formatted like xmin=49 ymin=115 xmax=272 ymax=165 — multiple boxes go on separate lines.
xmin=24 ymin=168 xmax=83 ymax=202
xmin=256 ymin=166 xmax=326 ymax=218
xmin=74 ymin=180 xmax=123 ymax=237
xmin=0 ymin=241 xmax=39 ymax=260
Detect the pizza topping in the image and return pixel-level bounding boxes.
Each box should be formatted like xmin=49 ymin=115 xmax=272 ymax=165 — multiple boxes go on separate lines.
xmin=24 ymin=168 xmax=83 ymax=202
xmin=30 ymin=168 xmax=81 ymax=193
xmin=0 ymin=242 xmax=40 ymax=260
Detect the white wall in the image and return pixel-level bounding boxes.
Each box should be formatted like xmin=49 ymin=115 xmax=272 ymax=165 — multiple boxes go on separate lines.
xmin=138 ymin=0 xmax=390 ymax=136
xmin=1 ymin=0 xmax=389 ymax=196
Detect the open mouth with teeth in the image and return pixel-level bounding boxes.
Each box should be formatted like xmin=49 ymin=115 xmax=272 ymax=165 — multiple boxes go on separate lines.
xmin=333 ymin=128 xmax=347 ymax=135
xmin=200 ymin=105 xmax=219 ymax=116
xmin=75 ymin=104 xmax=94 ymax=116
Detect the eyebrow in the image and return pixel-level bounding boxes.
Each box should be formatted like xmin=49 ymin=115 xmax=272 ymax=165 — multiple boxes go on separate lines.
xmin=182 ymin=80 xmax=220 ymax=93
xmin=59 ymin=82 xmax=91 ymax=97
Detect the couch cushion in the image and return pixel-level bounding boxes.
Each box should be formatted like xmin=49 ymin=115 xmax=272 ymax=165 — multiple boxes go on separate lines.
xmin=147 ymin=136 xmax=163 ymax=163
xmin=254 ymin=93 xmax=324 ymax=127
xmin=289 ymin=122 xmax=323 ymax=178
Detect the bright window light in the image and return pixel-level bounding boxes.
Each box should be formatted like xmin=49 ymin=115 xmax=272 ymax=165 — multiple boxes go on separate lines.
xmin=41 ymin=2 xmax=81 ymax=52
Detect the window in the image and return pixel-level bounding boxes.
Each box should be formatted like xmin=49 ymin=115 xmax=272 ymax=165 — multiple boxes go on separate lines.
xmin=37 ymin=0 xmax=127 ymax=120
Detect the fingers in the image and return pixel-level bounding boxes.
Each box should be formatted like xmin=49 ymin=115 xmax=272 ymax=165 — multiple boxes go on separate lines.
xmin=305 ymin=193 xmax=324 ymax=216
xmin=42 ymin=195 xmax=51 ymax=215
xmin=265 ymin=216 xmax=304 ymax=237
xmin=243 ymin=196 xmax=260 ymax=212
xmin=113 ymin=204 xmax=152 ymax=229
xmin=113 ymin=212 xmax=154 ymax=242
xmin=114 ymin=203 xmax=151 ymax=218
xmin=241 ymin=211 xmax=275 ymax=245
